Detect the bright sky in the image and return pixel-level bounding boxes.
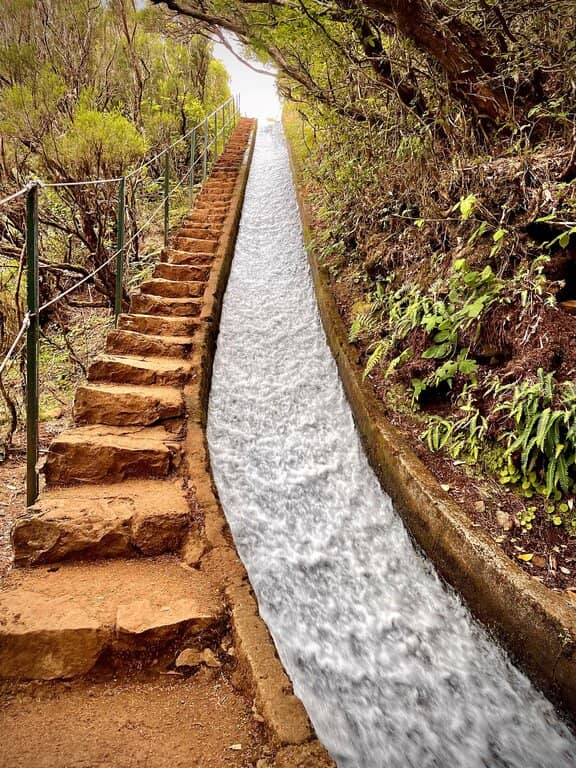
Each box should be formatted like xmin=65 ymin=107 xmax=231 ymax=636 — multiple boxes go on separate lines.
xmin=213 ymin=38 xmax=282 ymax=122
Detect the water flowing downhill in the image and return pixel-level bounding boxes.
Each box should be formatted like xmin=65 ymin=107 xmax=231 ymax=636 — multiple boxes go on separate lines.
xmin=206 ymin=124 xmax=576 ymax=768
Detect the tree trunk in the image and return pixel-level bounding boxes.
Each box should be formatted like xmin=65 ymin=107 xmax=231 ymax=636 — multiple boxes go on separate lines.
xmin=364 ymin=0 xmax=511 ymax=123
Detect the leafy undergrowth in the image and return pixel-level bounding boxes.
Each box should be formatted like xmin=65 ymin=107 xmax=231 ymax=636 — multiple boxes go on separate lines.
xmin=284 ymin=103 xmax=576 ymax=594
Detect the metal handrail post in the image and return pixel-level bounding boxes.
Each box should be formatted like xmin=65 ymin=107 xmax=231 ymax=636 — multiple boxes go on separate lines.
xmin=202 ymin=118 xmax=208 ymax=182
xmin=114 ymin=176 xmax=125 ymax=323
xmin=163 ymin=151 xmax=170 ymax=247
xmin=25 ymin=182 xmax=39 ymax=507
xmin=189 ymin=127 xmax=196 ymax=202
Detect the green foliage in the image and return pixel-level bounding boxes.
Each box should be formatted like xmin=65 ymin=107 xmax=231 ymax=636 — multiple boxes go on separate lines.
xmin=494 ymin=371 xmax=576 ymax=506
xmin=0 ymin=67 xmax=66 ymax=143
xmin=350 ymin=258 xmax=502 ymax=397
xmin=55 ymin=107 xmax=148 ymax=177
xmin=421 ymin=394 xmax=487 ymax=462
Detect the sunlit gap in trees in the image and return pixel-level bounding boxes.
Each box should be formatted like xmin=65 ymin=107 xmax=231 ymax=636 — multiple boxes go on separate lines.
xmin=214 ymin=36 xmax=281 ymax=123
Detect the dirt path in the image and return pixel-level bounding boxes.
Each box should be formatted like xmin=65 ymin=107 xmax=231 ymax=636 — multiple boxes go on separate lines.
xmin=1 ymin=670 xmax=265 ymax=768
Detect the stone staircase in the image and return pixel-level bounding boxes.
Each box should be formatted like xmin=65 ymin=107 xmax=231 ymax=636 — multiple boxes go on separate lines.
xmin=0 ymin=120 xmax=255 ymax=676
xmin=0 ymin=119 xmax=335 ymax=767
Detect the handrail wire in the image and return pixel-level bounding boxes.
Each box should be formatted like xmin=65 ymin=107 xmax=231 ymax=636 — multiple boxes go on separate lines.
xmin=125 ymin=96 xmax=235 ymax=180
xmin=0 ymin=96 xmax=237 ymax=367
xmin=0 ymin=97 xmax=235 ymax=194
xmin=0 ymin=185 xmax=31 ymax=208
xmin=0 ymin=313 xmax=30 ymax=375
xmin=36 ymin=152 xmax=202 ymax=314
xmin=42 ymin=177 xmax=124 ymax=189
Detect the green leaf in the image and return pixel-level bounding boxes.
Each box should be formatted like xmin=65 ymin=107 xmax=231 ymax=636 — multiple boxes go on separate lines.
xmin=459 ymin=194 xmax=477 ymax=221
xmin=422 ymin=343 xmax=452 ymax=359
xmin=467 ymin=221 xmax=488 ymax=246
xmin=453 ymin=258 xmax=467 ymax=272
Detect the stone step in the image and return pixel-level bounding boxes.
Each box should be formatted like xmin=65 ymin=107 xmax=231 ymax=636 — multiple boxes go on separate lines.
xmin=0 ymin=555 xmax=223 ymax=679
xmin=201 ymin=185 xmax=234 ymax=194
xmin=179 ymin=219 xmax=222 ymax=232
xmin=185 ymin=211 xmax=227 ymax=224
xmin=130 ymin=293 xmax=203 ymax=317
xmin=139 ymin=277 xmax=205 ymax=299
xmin=170 ymin=236 xmax=219 ymax=254
xmin=74 ymin=383 xmax=184 ymax=427
xmin=177 ymin=227 xmax=221 ymax=241
xmin=107 ymin=329 xmax=195 ymax=358
xmin=193 ymin=202 xmax=229 ymax=213
xmin=44 ymin=424 xmax=181 ymax=486
xmin=153 ymin=262 xmax=210 ymax=282
xmin=13 ymin=480 xmax=191 ymax=565
xmin=118 ymin=312 xmax=199 ymax=336
xmin=160 ymin=247 xmax=212 ymax=267
xmin=88 ymin=354 xmax=193 ymax=387
xmin=162 ymin=252 xmax=215 ymax=268
xmin=198 ymin=193 xmax=232 ymax=203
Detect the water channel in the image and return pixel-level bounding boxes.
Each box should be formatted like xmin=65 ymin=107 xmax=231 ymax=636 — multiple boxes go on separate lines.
xmin=206 ymin=124 xmax=576 ymax=767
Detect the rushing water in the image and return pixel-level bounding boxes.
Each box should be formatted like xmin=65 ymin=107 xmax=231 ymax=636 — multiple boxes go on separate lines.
xmin=206 ymin=124 xmax=576 ymax=768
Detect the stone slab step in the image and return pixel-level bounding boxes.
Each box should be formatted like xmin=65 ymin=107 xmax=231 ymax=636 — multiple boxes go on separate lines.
xmin=118 ymin=312 xmax=199 ymax=337
xmin=163 ymin=251 xmax=215 ymax=267
xmin=185 ymin=211 xmax=227 ymax=224
xmin=153 ymin=262 xmax=210 ymax=283
xmin=13 ymin=480 xmax=190 ymax=565
xmin=139 ymin=277 xmax=205 ymax=299
xmin=201 ymin=184 xmax=234 ymax=194
xmin=177 ymin=227 xmax=221 ymax=242
xmin=131 ymin=293 xmax=203 ymax=317
xmin=88 ymin=354 xmax=193 ymax=387
xmin=160 ymin=247 xmax=212 ymax=267
xmin=198 ymin=193 xmax=232 ymax=203
xmin=74 ymin=383 xmax=184 ymax=427
xmin=44 ymin=424 xmax=181 ymax=486
xmin=170 ymin=236 xmax=219 ymax=254
xmin=107 ymin=329 xmax=195 ymax=358
xmin=0 ymin=556 xmax=223 ymax=679
xmin=192 ymin=202 xmax=229 ymax=213
xmin=177 ymin=229 xmax=221 ymax=242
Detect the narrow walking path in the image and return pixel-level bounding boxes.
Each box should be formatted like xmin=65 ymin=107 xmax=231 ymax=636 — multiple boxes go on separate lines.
xmin=1 ymin=120 xmax=328 ymax=768
xmin=207 ymin=124 xmax=576 ymax=768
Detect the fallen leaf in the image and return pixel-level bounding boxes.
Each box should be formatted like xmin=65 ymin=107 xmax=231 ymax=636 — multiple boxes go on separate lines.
xmin=517 ymin=553 xmax=534 ymax=562
xmin=532 ymin=555 xmax=546 ymax=569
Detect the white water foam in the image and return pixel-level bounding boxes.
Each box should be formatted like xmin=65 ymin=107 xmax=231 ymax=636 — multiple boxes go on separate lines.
xmin=207 ymin=124 xmax=576 ymax=767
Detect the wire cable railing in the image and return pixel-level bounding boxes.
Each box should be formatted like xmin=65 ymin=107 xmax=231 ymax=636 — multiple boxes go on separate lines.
xmin=0 ymin=93 xmax=241 ymax=504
